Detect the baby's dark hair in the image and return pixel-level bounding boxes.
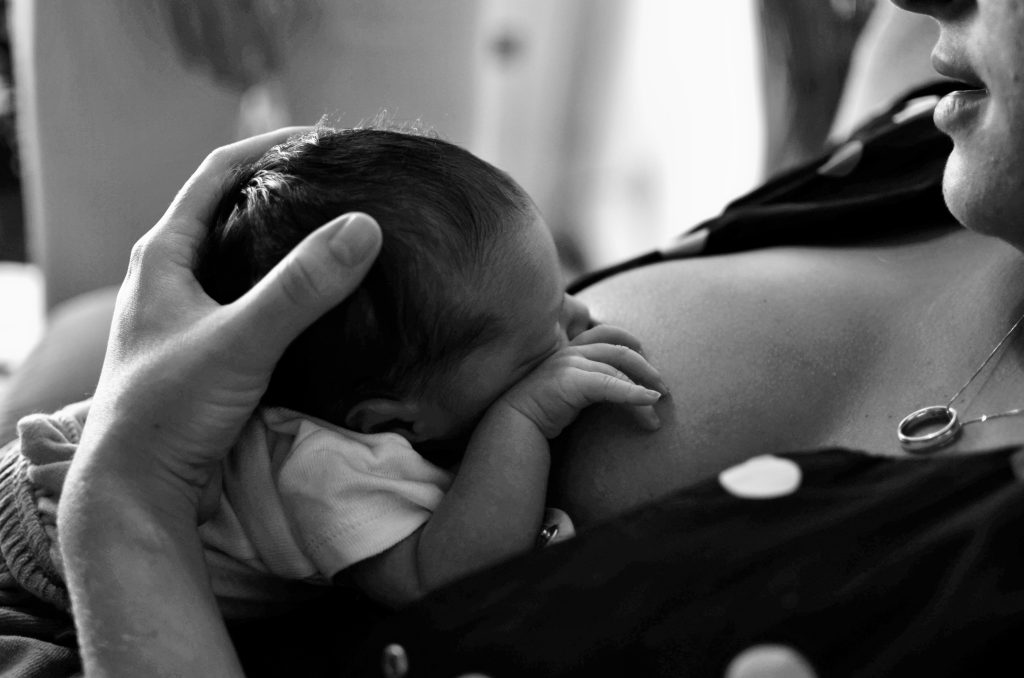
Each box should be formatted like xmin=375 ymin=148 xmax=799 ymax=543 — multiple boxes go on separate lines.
xmin=196 ymin=124 xmax=535 ymax=424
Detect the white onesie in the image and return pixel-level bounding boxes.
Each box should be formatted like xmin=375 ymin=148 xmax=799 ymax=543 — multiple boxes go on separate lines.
xmin=200 ymin=407 xmax=453 ymax=616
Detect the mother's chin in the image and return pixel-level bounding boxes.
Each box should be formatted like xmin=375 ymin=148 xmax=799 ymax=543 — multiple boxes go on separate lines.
xmin=932 ymin=81 xmax=1024 ymax=250
xmin=940 ymin=141 xmax=1024 ymax=251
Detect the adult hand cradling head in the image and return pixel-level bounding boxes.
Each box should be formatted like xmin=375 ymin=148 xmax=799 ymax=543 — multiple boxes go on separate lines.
xmin=56 ymin=127 xmax=381 ymax=676
xmin=72 ymin=128 xmax=382 ymax=519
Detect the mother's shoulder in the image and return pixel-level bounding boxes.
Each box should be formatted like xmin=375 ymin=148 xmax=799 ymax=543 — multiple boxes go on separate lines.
xmin=576 ymin=225 xmax=970 ymax=329
xmin=577 ymin=245 xmax=893 ymax=338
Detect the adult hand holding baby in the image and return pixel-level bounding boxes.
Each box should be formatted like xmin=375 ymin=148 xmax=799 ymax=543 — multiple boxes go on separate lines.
xmin=76 ymin=128 xmax=382 ymax=517
xmin=56 ymin=127 xmax=382 ymax=676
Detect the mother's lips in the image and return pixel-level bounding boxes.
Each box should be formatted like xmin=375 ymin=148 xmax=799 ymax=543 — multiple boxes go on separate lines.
xmin=931 ymin=52 xmax=986 ymax=90
xmin=954 ymin=83 xmax=987 ymax=94
xmin=934 ymin=87 xmax=988 ymax=134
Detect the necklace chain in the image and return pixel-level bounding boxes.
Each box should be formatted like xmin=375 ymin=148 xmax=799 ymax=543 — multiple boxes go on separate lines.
xmin=946 ymin=310 xmax=1024 ymax=425
xmin=897 ymin=309 xmax=1024 ymax=451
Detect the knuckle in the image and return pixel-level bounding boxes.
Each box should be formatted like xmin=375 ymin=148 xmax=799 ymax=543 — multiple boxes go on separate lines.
xmin=599 ymin=374 xmax=621 ymax=396
xmin=555 ymin=368 xmax=576 ymax=391
xmin=205 ymin=145 xmax=235 ymax=170
xmin=127 ymin=237 xmax=147 ymax=273
xmin=276 ymin=257 xmax=326 ymax=309
xmin=557 ymin=371 xmax=586 ymax=401
xmin=127 ymin=233 xmax=158 ymax=277
xmin=563 ymin=354 xmax=587 ymax=370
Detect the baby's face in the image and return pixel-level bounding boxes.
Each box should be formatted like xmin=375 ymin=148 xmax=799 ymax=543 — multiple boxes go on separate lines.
xmin=419 ymin=214 xmax=592 ymax=439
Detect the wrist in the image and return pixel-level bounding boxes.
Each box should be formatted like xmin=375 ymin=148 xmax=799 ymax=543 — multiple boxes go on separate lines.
xmin=60 ymin=452 xmax=199 ymax=546
xmin=486 ymin=397 xmax=553 ymax=441
xmin=495 ymin=393 xmax=582 ymax=440
xmin=70 ymin=425 xmax=206 ymax=526
xmin=59 ymin=462 xmax=241 ymax=676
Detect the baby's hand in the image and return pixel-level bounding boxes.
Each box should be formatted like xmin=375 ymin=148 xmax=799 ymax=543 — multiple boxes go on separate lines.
xmin=497 ymin=324 xmax=668 ymax=439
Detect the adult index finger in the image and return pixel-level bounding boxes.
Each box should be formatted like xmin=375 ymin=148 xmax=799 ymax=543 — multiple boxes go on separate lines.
xmin=158 ymin=126 xmax=311 ymax=241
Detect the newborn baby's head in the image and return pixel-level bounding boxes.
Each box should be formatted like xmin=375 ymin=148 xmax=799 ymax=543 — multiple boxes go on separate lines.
xmin=197 ymin=124 xmax=588 ymax=443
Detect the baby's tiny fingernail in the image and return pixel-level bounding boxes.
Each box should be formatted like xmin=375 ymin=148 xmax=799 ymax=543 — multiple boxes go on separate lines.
xmin=643 ymin=388 xmax=662 ymax=400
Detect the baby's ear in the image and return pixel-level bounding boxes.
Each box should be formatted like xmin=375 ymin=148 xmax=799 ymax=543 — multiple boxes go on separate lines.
xmin=344 ymin=398 xmax=422 ymax=436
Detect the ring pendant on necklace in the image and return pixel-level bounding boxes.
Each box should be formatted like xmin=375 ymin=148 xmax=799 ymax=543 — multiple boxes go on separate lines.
xmin=897 ymin=311 xmax=1024 ymax=453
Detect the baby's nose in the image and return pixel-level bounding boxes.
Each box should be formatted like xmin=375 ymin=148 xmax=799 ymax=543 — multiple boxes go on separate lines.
xmin=562 ymin=294 xmax=592 ymax=340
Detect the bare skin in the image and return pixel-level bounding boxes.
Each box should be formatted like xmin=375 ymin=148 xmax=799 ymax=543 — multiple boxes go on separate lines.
xmin=555 ymin=224 xmax=1024 ymax=526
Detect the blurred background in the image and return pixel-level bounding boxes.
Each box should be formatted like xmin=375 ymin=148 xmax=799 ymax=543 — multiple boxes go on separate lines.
xmin=0 ymin=0 xmax=939 ymax=384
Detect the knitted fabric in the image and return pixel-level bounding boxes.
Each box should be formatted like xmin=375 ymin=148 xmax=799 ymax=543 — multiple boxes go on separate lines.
xmin=0 ymin=410 xmax=78 ymax=612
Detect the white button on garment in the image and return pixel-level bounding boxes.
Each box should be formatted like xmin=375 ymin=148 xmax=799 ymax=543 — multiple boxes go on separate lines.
xmin=724 ymin=644 xmax=817 ymax=678
xmin=817 ymin=140 xmax=863 ymax=178
xmin=891 ymin=94 xmax=941 ymax=125
xmin=718 ymin=455 xmax=802 ymax=499
xmin=381 ymin=644 xmax=409 ymax=678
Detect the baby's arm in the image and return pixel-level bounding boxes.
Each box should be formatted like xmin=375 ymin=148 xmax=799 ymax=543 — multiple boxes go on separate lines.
xmin=347 ymin=325 xmax=666 ymax=606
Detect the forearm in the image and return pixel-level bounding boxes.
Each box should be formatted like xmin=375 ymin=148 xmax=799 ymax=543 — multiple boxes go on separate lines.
xmin=416 ymin=405 xmax=549 ymax=586
xmin=59 ymin=442 xmax=242 ymax=677
xmin=347 ymin=404 xmax=554 ymax=606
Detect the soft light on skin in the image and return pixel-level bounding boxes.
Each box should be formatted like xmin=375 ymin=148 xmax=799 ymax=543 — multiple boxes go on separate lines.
xmin=895 ymin=0 xmax=1024 ymax=248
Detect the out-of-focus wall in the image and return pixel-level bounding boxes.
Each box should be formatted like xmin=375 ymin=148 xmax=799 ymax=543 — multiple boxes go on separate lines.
xmin=471 ymin=0 xmax=626 ymax=276
xmin=273 ymin=2 xmax=478 ymax=142
xmin=12 ymin=0 xmax=241 ymax=309
xmin=580 ymin=1 xmax=764 ymax=267
xmin=473 ymin=0 xmax=766 ymax=272
xmin=12 ymin=0 xmax=481 ymax=309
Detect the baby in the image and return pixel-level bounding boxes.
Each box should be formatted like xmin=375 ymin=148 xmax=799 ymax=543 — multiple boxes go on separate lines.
xmin=0 ymin=123 xmax=665 ymax=620
xmin=193 ymin=123 xmax=667 ymax=614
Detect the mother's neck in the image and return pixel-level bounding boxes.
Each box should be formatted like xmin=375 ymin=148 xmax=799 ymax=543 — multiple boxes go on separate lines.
xmin=951 ymin=229 xmax=1024 ymax=315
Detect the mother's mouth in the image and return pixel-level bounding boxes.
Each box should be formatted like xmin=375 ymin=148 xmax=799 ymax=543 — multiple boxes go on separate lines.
xmin=933 ymin=87 xmax=988 ymax=135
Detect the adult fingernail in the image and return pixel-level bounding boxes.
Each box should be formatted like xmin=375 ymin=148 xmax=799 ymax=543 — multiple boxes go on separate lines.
xmin=331 ymin=213 xmax=381 ymax=265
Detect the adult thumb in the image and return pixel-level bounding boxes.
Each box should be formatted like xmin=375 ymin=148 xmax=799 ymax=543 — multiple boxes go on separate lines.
xmin=235 ymin=212 xmax=382 ymax=355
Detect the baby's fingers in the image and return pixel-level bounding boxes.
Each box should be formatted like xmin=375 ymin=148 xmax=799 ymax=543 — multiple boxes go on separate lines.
xmin=570 ymin=324 xmax=644 ymax=353
xmin=577 ymin=368 xmax=663 ymax=405
xmin=575 ymin=343 xmax=669 ymax=394
xmin=575 ymin=358 xmax=663 ymax=431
